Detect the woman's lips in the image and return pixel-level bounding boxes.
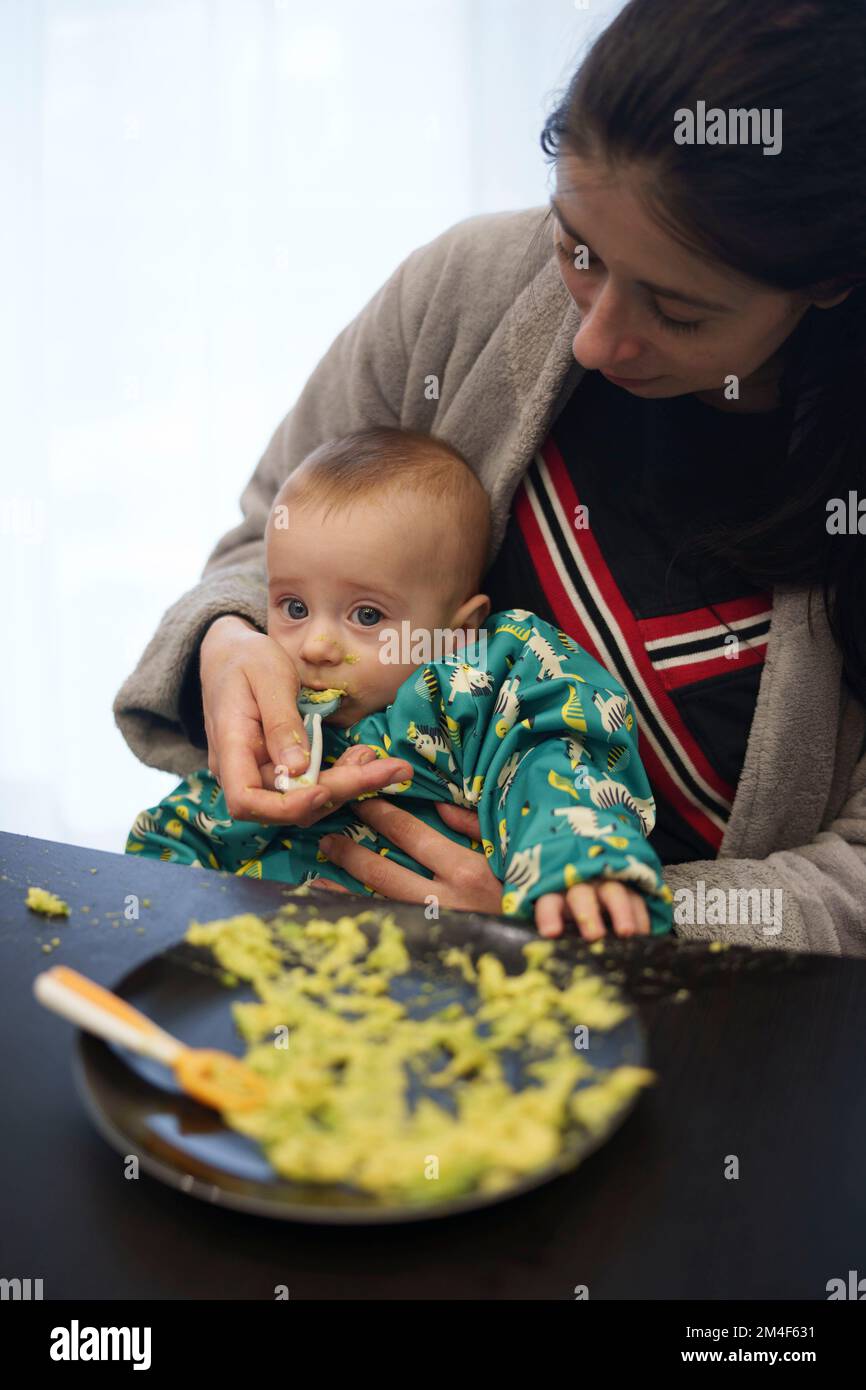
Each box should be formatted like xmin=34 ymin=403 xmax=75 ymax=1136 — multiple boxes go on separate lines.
xmin=602 ymin=370 xmax=661 ymax=387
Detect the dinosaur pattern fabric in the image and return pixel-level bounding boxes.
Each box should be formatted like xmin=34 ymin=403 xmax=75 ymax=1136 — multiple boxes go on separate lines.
xmin=125 ymin=609 xmax=674 ymax=933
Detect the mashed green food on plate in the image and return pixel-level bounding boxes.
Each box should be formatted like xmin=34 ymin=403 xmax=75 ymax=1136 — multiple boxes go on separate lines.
xmin=185 ymin=908 xmax=653 ymax=1203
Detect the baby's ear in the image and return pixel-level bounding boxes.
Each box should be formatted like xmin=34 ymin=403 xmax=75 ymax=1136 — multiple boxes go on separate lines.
xmin=453 ymin=593 xmax=491 ymax=631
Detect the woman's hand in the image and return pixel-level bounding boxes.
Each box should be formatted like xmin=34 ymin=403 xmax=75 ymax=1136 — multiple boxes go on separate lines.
xmin=313 ymin=801 xmax=651 ymax=938
xmin=199 ymin=616 xmax=413 ymax=824
xmin=312 ymin=801 xmax=503 ymax=913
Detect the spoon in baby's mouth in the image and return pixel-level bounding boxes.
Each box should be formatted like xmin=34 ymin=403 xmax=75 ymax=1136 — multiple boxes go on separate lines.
xmin=275 ymin=687 xmax=347 ymax=791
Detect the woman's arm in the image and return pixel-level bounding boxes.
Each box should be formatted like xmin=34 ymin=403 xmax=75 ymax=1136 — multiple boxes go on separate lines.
xmin=663 ymin=747 xmax=866 ymax=956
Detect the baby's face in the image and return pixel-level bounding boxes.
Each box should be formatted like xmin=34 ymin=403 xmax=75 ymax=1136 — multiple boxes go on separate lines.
xmin=266 ymin=497 xmax=474 ymax=727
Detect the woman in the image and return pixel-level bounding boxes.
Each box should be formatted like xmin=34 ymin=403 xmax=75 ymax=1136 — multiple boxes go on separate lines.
xmin=115 ymin=0 xmax=866 ymax=953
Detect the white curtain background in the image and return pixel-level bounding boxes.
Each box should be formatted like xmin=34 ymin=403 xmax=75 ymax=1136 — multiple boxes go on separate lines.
xmin=0 ymin=0 xmax=623 ymax=852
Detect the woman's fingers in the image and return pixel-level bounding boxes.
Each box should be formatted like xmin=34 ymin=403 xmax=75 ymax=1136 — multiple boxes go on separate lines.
xmin=259 ymin=761 xmax=279 ymax=791
xmin=565 ymin=883 xmax=606 ymax=941
xmin=200 ymin=619 xmax=310 ymax=778
xmin=323 ymin=801 xmax=502 ymax=913
xmin=278 ymin=757 xmax=414 ymax=830
xmin=311 ymin=758 xmax=413 ymax=810
xmin=318 ymin=833 xmax=441 ymax=905
xmin=261 ymin=744 xmax=374 ymax=795
xmin=219 ymin=726 xmax=272 ymax=819
xmin=247 ymin=665 xmax=309 ymax=775
xmin=216 ymin=755 xmax=413 ymax=827
xmin=534 ymin=893 xmax=567 ymax=939
xmin=223 ymin=778 xmax=331 ymax=824
xmin=350 ymin=799 xmax=488 ymax=890
xmin=433 ymin=802 xmax=482 ymax=840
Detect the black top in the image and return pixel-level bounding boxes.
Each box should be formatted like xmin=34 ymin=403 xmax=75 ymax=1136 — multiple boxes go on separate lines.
xmin=484 ymin=370 xmax=794 ymax=865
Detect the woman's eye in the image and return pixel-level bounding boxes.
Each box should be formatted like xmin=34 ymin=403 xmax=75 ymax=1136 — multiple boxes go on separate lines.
xmin=282 ymin=598 xmax=308 ymax=620
xmin=352 ymin=605 xmax=383 ymax=627
xmin=651 ymin=306 xmax=702 ymax=335
xmin=555 ymin=239 xmax=597 ymax=270
xmin=556 ymin=235 xmax=703 ymax=334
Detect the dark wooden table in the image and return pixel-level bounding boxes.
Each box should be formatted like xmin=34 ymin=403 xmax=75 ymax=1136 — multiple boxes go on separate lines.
xmin=1 ymin=830 xmax=863 ymax=1300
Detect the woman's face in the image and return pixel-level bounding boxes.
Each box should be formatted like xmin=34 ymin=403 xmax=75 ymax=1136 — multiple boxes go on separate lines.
xmin=551 ymin=153 xmax=819 ymax=411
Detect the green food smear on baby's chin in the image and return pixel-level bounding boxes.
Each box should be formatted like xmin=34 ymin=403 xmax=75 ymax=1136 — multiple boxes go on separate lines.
xmin=185 ymin=908 xmax=654 ymax=1204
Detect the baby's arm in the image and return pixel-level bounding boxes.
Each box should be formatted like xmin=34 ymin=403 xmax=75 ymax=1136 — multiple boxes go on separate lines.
xmin=475 ymin=617 xmax=673 ymax=937
xmin=125 ymin=770 xmax=231 ymax=869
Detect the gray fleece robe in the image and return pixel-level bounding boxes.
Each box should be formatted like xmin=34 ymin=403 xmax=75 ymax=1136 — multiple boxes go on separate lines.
xmin=113 ymin=206 xmax=866 ymax=957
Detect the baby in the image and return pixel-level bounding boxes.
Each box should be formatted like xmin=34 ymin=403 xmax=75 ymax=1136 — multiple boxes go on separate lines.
xmin=266 ymin=426 xmax=493 ymax=735
xmin=127 ymin=426 xmax=673 ymax=938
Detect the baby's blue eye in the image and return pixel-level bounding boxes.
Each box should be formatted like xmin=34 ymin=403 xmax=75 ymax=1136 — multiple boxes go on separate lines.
xmin=353 ymin=605 xmax=382 ymax=627
xmin=283 ymin=598 xmax=307 ymax=620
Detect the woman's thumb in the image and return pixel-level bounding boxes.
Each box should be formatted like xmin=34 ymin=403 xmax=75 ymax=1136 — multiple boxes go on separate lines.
xmin=247 ymin=649 xmax=310 ymax=774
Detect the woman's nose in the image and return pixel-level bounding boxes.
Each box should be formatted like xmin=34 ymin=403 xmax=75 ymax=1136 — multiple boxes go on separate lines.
xmin=571 ymin=286 xmax=642 ymax=372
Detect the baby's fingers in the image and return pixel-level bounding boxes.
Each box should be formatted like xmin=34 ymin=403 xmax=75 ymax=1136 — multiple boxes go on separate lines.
xmin=630 ymin=891 xmax=651 ymax=935
xmin=333 ymin=744 xmax=380 ymax=768
xmin=596 ymin=880 xmax=641 ymax=937
xmin=307 ymin=876 xmax=351 ymax=893
xmin=565 ymin=883 xmax=606 ymax=941
xmin=534 ymin=893 xmax=566 ymax=939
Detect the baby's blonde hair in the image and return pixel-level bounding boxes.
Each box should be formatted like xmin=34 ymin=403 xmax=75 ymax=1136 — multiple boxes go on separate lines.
xmin=272 ymin=427 xmax=492 ymax=599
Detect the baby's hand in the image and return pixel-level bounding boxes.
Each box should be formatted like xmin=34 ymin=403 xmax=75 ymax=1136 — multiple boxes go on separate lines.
xmin=534 ymin=880 xmax=650 ymax=941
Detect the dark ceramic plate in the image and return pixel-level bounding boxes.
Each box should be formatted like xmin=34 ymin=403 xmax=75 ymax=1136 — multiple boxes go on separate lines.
xmin=74 ymin=895 xmax=648 ymax=1224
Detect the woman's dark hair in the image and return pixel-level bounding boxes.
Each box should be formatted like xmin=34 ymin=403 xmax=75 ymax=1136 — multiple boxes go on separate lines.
xmin=537 ymin=0 xmax=866 ymax=704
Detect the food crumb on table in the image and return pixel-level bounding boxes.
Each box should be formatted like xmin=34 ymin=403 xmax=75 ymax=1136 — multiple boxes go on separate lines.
xmin=26 ymin=886 xmax=71 ymax=918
